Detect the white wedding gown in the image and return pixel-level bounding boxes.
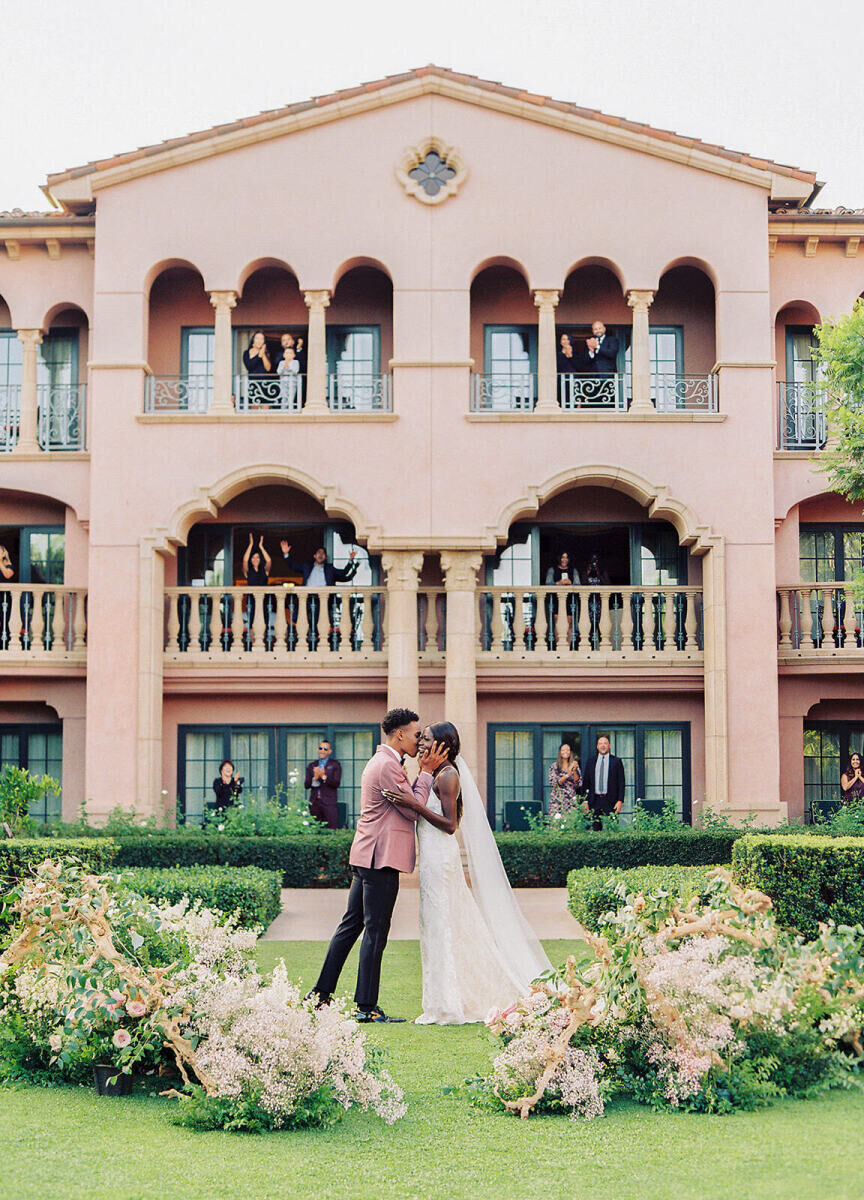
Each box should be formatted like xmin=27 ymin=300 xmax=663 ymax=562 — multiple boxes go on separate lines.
xmin=415 ymin=758 xmax=551 ymax=1025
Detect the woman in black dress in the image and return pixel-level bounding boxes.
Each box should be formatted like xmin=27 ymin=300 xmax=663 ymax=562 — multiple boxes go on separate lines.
xmin=242 ymin=533 xmax=273 ymax=649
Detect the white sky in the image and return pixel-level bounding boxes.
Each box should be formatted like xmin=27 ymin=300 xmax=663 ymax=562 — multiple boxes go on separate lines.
xmin=1 ymin=0 xmax=862 ymax=211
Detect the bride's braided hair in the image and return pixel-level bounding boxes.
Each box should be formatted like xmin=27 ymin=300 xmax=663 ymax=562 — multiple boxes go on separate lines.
xmin=428 ymin=722 xmax=462 ymax=822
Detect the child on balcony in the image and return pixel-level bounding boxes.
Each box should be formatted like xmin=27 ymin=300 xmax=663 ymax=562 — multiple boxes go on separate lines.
xmin=277 ymin=346 xmax=300 ymax=407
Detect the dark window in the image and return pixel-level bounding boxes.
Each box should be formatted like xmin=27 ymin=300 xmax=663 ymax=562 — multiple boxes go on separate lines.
xmin=178 ymin=723 xmax=378 ymax=826
xmin=0 ymin=724 xmax=63 ymax=822
xmin=487 ymin=721 xmax=691 ymax=828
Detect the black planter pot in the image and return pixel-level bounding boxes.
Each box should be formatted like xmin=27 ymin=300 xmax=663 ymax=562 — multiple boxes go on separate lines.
xmin=93 ymin=1064 xmax=133 ymax=1096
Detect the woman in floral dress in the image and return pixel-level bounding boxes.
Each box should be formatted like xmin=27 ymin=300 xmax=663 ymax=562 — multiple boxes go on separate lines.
xmin=548 ymin=743 xmax=582 ymax=815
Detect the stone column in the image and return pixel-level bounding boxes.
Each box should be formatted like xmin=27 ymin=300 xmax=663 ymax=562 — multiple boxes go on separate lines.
xmin=13 ymin=329 xmax=43 ymax=453
xmin=626 ymin=290 xmax=655 ymax=412
xmin=382 ymin=551 xmax=423 ymax=712
xmin=303 ymin=289 xmax=331 ymax=412
xmin=701 ymin=540 xmax=729 ymax=812
xmin=209 ymin=290 xmax=237 ymax=412
xmin=533 ymin=290 xmax=560 ymax=413
xmin=441 ymin=551 xmax=482 ymax=769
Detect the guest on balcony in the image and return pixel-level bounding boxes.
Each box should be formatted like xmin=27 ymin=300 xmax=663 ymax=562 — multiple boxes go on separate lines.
xmin=243 ymin=331 xmax=272 ymax=376
xmin=557 ymin=332 xmax=577 ymax=374
xmin=585 ymin=321 xmax=619 ymax=374
xmin=277 ymin=345 xmax=300 ymax=406
xmin=841 ymin=754 xmax=864 ymax=804
xmin=280 ymin=541 xmax=359 ymax=649
xmin=544 ymin=550 xmax=580 ymax=648
xmin=242 ymin=533 xmax=274 ymax=650
xmin=276 ymin=332 xmax=306 ymax=377
xmin=242 ymin=331 xmax=272 ymax=404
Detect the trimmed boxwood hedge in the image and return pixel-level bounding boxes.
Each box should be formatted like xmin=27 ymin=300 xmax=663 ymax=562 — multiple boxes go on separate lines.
xmin=120 ymin=865 xmax=282 ymax=929
xmin=567 ymin=863 xmax=725 ymax=932
xmin=0 ymin=838 xmax=118 ymax=889
xmin=495 ymin=831 xmax=741 ymax=888
xmin=113 ymin=833 xmax=355 ymax=888
xmin=732 ymin=834 xmax=864 ymax=935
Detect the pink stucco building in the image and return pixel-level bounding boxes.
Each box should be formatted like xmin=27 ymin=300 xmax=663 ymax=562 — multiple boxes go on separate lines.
xmin=1 ymin=66 xmax=862 ymax=828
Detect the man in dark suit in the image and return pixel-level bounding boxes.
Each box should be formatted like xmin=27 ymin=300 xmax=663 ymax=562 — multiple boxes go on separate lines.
xmin=279 ymin=541 xmax=359 ymax=649
xmin=580 ymin=734 xmax=625 ymax=830
xmin=305 ymin=738 xmax=342 ymax=829
xmin=584 ymin=321 xmax=620 ymax=374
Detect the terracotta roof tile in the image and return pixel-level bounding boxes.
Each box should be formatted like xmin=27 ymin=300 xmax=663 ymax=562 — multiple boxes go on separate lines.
xmin=44 ymin=65 xmax=817 ymax=188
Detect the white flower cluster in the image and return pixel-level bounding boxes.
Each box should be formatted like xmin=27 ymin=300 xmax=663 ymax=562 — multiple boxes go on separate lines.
xmin=183 ymin=962 xmax=407 ymax=1126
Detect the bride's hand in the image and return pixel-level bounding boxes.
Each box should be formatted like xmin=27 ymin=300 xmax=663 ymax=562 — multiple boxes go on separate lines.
xmin=418 ymin=740 xmax=449 ymax=774
xmin=383 ymin=788 xmax=417 ymax=810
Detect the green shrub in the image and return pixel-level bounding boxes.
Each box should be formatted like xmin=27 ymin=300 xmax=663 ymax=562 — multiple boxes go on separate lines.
xmin=120 ymin=865 xmax=282 ymax=928
xmin=0 ymin=839 xmax=118 ymax=942
xmin=113 ymin=833 xmax=354 ymax=887
xmin=732 ymin=834 xmax=864 ymax=935
xmin=567 ymin=863 xmax=726 ymax=931
xmin=495 ymin=830 xmax=742 ymax=887
xmin=0 ymin=766 xmax=62 ymax=835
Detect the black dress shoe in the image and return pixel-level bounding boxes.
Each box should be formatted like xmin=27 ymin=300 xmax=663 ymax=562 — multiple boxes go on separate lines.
xmin=305 ymin=990 xmax=331 ymax=1008
xmin=354 ymin=1007 xmax=405 ymax=1023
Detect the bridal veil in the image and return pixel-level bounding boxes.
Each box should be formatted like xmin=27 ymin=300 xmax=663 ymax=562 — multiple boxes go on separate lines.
xmin=456 ymin=756 xmax=551 ymax=987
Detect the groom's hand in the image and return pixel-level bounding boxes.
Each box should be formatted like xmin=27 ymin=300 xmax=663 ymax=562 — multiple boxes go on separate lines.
xmin=418 ymin=740 xmax=448 ymax=774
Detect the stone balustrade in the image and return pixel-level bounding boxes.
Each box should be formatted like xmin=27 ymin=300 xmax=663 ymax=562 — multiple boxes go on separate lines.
xmin=163 ymin=585 xmax=387 ymax=663
xmin=0 ymin=585 xmax=87 ymax=662
xmin=777 ymin=584 xmax=864 ymax=658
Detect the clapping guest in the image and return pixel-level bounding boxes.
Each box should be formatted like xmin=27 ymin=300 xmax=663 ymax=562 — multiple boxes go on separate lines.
xmin=548 ymin=743 xmax=582 ymax=815
xmin=243 ymin=331 xmax=272 ymax=376
xmin=557 ymin=332 xmax=576 ymax=374
xmin=584 ymin=320 xmax=619 ymax=375
xmin=280 ymin=542 xmax=359 ymax=650
xmin=841 ymin=753 xmax=864 ymax=803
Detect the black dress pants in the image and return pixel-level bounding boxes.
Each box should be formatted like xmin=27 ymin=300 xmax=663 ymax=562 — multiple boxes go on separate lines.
xmin=314 ymin=864 xmax=400 ymax=1010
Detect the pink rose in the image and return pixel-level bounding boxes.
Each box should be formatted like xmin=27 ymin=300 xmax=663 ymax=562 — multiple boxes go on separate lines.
xmin=110 ymin=989 xmax=126 ymax=1003
xmin=126 ymin=1000 xmax=146 ymax=1018
xmin=112 ymin=1029 xmax=132 ymax=1049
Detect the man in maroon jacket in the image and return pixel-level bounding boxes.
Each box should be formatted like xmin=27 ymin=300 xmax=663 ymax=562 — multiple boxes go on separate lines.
xmin=305 ymin=739 xmax=342 ymax=829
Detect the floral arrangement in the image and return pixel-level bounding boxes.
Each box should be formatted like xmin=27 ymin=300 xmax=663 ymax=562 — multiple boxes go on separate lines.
xmin=478 ymin=871 xmax=864 ymax=1119
xmin=0 ymin=859 xmax=405 ymax=1131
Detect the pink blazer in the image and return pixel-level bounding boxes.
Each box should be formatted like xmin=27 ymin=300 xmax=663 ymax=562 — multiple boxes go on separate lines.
xmin=349 ymin=745 xmax=433 ymax=873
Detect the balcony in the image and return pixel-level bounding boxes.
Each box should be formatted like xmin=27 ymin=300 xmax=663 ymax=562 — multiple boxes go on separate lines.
xmin=471 ymin=373 xmax=536 ymax=412
xmin=476 ymin=585 xmax=704 ymax=664
xmin=164 ymin=585 xmax=386 ymax=664
xmin=778 ymin=584 xmax=864 ymax=663
xmin=470 ymin=373 xmax=718 ymax=414
xmin=0 ymin=585 xmax=87 ymax=665
xmin=144 ymin=374 xmax=392 ymax=414
xmin=777 ymin=382 xmax=827 ymax=450
xmin=0 ymin=384 xmax=86 ymax=451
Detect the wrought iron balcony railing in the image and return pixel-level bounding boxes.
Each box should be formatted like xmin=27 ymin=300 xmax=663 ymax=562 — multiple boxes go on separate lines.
xmin=471 ymin=372 xmax=536 ymax=412
xmin=0 ymin=384 xmax=21 ymax=450
xmin=235 ymin=374 xmax=305 ymax=411
xmin=651 ymin=373 xmax=718 ymax=413
xmin=327 ymin=373 xmax=392 ymax=412
xmin=558 ymin=373 xmax=626 ymax=410
xmin=777 ymin=381 xmax=827 ymax=450
xmin=37 ymin=384 xmax=86 ymax=450
xmin=145 ymin=375 xmax=212 ymax=413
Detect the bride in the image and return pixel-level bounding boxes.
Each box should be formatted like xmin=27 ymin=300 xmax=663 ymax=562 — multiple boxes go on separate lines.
xmin=386 ymin=721 xmax=551 ymax=1025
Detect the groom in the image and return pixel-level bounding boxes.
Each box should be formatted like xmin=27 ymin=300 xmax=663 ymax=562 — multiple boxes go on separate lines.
xmin=309 ymin=707 xmax=446 ymax=1023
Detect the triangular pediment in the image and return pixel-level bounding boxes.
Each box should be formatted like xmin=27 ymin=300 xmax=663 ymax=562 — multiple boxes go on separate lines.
xmin=43 ymin=66 xmax=816 ymax=211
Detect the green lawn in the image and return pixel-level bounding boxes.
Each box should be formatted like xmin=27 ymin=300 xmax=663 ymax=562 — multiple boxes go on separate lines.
xmin=3 ymin=939 xmax=863 ymax=1200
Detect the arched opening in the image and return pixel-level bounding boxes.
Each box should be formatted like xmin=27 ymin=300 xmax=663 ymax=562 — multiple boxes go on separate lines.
xmin=482 ymin=486 xmax=703 ymax=829
xmin=39 ymin=303 xmax=89 ymax=450
xmin=147 ymin=263 xmax=212 ymax=411
xmin=470 ymin=263 xmax=535 ymax=410
xmin=326 ymin=265 xmax=393 ymax=410
xmin=166 ymin=481 xmax=383 ymax=827
xmin=647 ymin=265 xmax=716 ymax=410
xmin=556 ymin=263 xmax=627 ymax=409
xmin=0 ymin=486 xmax=87 ymax=663
xmin=234 ymin=264 xmax=307 ymax=409
xmin=0 ymin=292 xmax=19 ymax=451
xmin=775 ymin=300 xmax=824 ymax=449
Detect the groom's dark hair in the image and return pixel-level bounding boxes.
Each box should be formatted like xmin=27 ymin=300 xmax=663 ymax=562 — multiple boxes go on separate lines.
xmin=428 ymin=722 xmax=460 ymax=763
xmin=382 ymin=707 xmax=419 ymax=734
